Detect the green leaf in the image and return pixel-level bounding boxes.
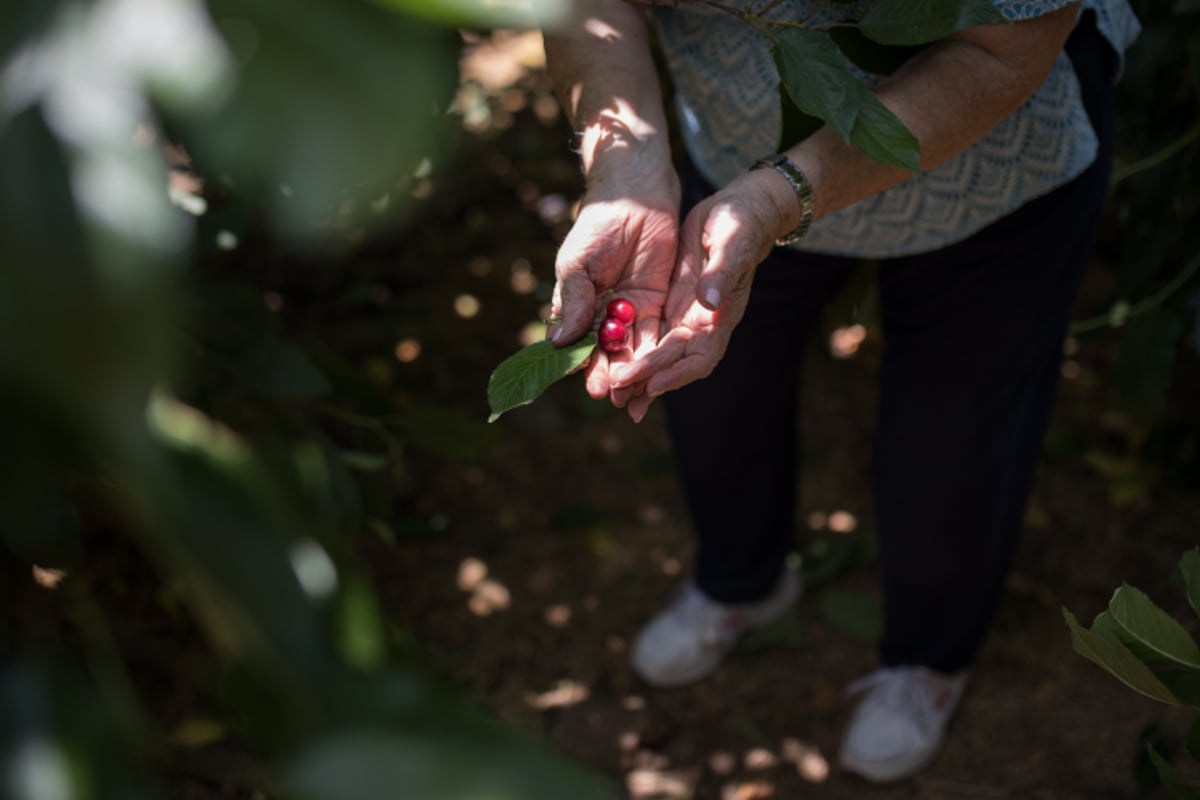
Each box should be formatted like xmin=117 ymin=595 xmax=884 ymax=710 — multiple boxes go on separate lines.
xmin=772 ymin=28 xmax=860 ymax=139
xmin=859 ymin=0 xmax=1007 ymax=46
xmin=487 ymin=335 xmax=596 ymax=422
xmin=1181 ymin=548 xmax=1200 ymax=619
xmin=285 ymin=728 xmax=615 ymax=800
xmin=1149 ymin=745 xmax=1200 ymax=799
xmin=1160 ymin=668 xmax=1200 ymax=710
xmin=338 ymin=450 xmax=390 ymax=472
xmin=241 ymin=339 xmax=331 ymax=399
xmin=847 ymin=82 xmax=921 ymax=173
xmin=1093 ymin=610 xmax=1166 ymax=664
xmin=1109 ymin=583 xmax=1200 ymax=669
xmin=1063 ymin=608 xmax=1181 ymax=706
xmin=818 ymin=588 xmax=883 ymax=643
xmin=773 ymin=29 xmax=919 ymax=172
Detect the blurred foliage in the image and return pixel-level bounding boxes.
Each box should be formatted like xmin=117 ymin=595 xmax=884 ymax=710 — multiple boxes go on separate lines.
xmin=0 ymin=1 xmax=609 ymax=799
xmin=1091 ymin=0 xmax=1200 ymax=420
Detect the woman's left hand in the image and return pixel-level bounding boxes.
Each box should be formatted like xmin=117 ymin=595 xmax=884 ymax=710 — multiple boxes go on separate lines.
xmin=613 ymin=169 xmax=794 ymax=417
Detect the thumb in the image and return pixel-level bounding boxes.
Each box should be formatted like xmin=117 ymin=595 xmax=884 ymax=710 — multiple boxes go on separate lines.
xmin=549 ymin=270 xmax=597 ymax=346
xmin=695 ymin=205 xmax=754 ymax=311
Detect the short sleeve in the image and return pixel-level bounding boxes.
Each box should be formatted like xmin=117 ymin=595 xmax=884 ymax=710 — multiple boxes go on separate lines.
xmin=991 ymin=0 xmax=1080 ymax=22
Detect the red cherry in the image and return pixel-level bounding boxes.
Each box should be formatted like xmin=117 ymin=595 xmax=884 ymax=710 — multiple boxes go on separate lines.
xmin=598 ymin=318 xmax=627 ymax=353
xmin=606 ymin=298 xmax=636 ymax=326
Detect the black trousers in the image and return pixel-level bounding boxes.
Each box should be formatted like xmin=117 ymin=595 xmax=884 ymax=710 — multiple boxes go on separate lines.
xmin=664 ymin=15 xmax=1117 ymax=673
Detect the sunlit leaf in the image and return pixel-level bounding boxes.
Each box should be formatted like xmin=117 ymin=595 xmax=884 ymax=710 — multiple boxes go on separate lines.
xmin=1109 ymin=583 xmax=1200 ymax=669
xmin=336 ymin=575 xmax=387 ymax=671
xmin=1063 ymin=608 xmax=1180 ymax=706
xmin=859 ymin=0 xmax=1007 ymax=46
xmin=487 ymin=335 xmax=596 ymax=423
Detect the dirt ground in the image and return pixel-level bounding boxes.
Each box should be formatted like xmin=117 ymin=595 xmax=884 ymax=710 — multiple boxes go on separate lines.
xmin=345 ymin=29 xmax=1200 ymax=800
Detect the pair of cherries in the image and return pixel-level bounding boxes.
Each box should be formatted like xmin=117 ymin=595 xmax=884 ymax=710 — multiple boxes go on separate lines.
xmin=598 ymin=298 xmax=635 ymax=354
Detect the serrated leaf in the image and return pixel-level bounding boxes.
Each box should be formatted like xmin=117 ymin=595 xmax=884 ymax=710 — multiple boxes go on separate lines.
xmin=772 ymin=28 xmax=860 ymax=139
xmin=859 ymin=0 xmax=1007 ymax=46
xmin=1063 ymin=608 xmax=1180 ymax=706
xmin=487 ymin=334 xmax=596 ymax=422
xmin=847 ymin=82 xmax=921 ymax=172
xmin=1149 ymin=745 xmax=1200 ymax=799
xmin=1109 ymin=583 xmax=1200 ymax=669
xmin=818 ymin=588 xmax=882 ymax=643
xmin=1181 ymin=548 xmax=1200 ymax=618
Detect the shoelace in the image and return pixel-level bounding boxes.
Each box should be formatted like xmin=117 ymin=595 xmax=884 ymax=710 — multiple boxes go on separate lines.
xmin=845 ymin=667 xmax=942 ymax=732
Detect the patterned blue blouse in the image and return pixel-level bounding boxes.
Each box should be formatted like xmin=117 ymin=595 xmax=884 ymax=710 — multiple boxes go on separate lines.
xmin=653 ymin=0 xmax=1141 ymax=257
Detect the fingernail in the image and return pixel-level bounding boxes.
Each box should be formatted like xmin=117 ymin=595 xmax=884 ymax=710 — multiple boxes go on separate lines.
xmin=705 ymin=288 xmax=721 ymax=308
xmin=551 ymin=327 xmax=562 ymax=343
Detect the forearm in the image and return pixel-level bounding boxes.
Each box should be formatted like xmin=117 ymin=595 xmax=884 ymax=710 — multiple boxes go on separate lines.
xmin=541 ymin=0 xmax=672 ymax=177
xmin=758 ymin=4 xmax=1081 ymax=233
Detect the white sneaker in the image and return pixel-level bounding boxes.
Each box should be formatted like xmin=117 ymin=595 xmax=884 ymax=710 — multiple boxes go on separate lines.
xmin=629 ymin=568 xmax=802 ymax=688
xmin=839 ymin=666 xmax=969 ymax=783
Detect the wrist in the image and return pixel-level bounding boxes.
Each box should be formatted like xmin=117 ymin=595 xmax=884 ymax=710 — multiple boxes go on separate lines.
xmin=576 ymin=106 xmax=671 ymax=179
xmin=750 ymin=153 xmax=816 ymax=245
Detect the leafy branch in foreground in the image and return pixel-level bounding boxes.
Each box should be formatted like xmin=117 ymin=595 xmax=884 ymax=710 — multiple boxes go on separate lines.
xmin=629 ymin=0 xmax=1007 ymax=171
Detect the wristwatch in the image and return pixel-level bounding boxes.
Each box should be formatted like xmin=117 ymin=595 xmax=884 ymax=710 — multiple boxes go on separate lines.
xmin=751 ymin=153 xmax=815 ymax=246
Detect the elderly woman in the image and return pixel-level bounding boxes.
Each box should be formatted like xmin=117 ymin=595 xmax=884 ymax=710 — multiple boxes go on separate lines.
xmin=541 ymin=0 xmax=1138 ymax=782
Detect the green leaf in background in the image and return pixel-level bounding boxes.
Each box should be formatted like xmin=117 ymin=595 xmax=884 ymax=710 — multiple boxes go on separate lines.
xmin=1181 ymin=548 xmax=1200 ymax=618
xmin=240 ymin=339 xmax=332 ymax=399
xmin=285 ymin=729 xmax=616 ymax=800
xmin=858 ymin=0 xmax=1007 ymax=46
xmin=487 ymin=334 xmax=597 ymax=423
xmin=1093 ymin=610 xmax=1166 ymax=665
xmin=1109 ymin=583 xmax=1200 ymax=669
xmin=1148 ymin=745 xmax=1200 ymax=799
xmin=818 ymin=588 xmax=883 ymax=643
xmin=1063 ymin=608 xmax=1180 ymax=706
xmin=773 ymin=29 xmax=920 ymax=172
xmin=1113 ymin=307 xmax=1185 ymax=421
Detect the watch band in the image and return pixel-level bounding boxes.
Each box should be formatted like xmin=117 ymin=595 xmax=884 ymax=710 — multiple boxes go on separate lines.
xmin=751 ymin=153 xmax=815 ymax=246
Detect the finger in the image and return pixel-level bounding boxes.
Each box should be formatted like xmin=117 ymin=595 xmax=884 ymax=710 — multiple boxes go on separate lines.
xmin=645 ymin=351 xmax=718 ymax=397
xmin=627 ymin=391 xmax=655 ymax=423
xmin=611 ymin=329 xmax=690 ymax=388
xmin=584 ymin=349 xmax=612 ymax=399
xmin=696 ymin=205 xmax=755 ymax=312
xmin=550 ymin=270 xmax=597 ymax=345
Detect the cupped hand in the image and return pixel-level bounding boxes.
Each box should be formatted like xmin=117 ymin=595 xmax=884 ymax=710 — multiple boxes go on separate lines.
xmin=614 ymin=171 xmax=792 ymax=417
xmin=548 ymin=163 xmax=680 ymax=405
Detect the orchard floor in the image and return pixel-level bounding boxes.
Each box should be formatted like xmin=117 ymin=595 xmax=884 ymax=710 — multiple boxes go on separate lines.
xmin=334 ymin=30 xmax=1200 ymax=800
